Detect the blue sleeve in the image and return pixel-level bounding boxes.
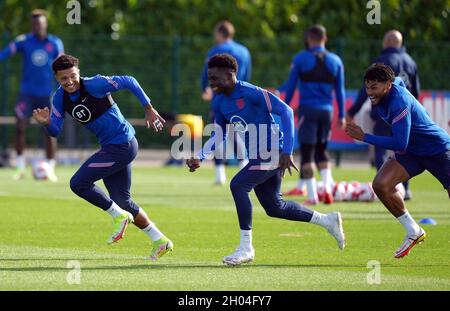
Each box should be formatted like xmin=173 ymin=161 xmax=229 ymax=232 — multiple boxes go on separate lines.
xmin=252 ymin=87 xmax=294 ymax=155
xmin=46 ymin=90 xmax=65 ymax=137
xmin=0 ymin=40 xmax=19 ymax=61
xmin=363 ymin=104 xmax=411 ymax=151
xmin=86 ymin=75 xmax=151 ymax=106
xmin=334 ymin=60 xmax=346 ymax=118
xmin=55 ymin=37 xmax=64 ymax=56
xmin=244 ymin=51 xmax=252 ymax=81
xmin=347 ymin=86 xmax=368 ymax=117
xmin=284 ymin=60 xmax=300 ymax=106
xmin=197 ymin=101 xmax=227 ymax=161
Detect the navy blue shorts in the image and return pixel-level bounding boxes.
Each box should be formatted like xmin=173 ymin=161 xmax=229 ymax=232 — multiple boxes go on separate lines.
xmin=394 ymin=150 xmax=450 ymax=189
xmin=15 ymin=93 xmax=51 ymax=119
xmin=297 ymin=105 xmax=332 ymax=145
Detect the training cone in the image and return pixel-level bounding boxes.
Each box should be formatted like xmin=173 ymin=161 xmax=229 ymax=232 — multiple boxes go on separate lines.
xmin=419 ymin=218 xmax=437 ymax=225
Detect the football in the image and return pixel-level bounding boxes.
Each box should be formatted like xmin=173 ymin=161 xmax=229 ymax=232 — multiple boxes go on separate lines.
xmin=332 ymin=182 xmax=347 ymax=202
xmin=32 ymin=160 xmax=51 ymax=180
xmin=357 ymin=182 xmax=377 ymax=202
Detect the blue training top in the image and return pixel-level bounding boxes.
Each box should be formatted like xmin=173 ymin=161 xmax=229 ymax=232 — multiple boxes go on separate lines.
xmin=363 ymin=78 xmax=450 ymax=155
xmin=47 ymin=75 xmax=151 ymax=146
xmin=198 ymin=81 xmax=294 ymax=161
xmin=0 ymin=33 xmax=64 ymax=97
xmin=201 ymin=39 xmax=252 ymax=90
xmin=284 ymin=46 xmax=345 ymax=118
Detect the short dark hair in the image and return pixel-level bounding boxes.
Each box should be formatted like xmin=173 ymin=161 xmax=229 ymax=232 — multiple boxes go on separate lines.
xmin=207 ymin=53 xmax=238 ymax=73
xmin=364 ymin=63 xmax=395 ymax=82
xmin=214 ymin=21 xmax=235 ymax=39
xmin=52 ymin=54 xmax=79 ymax=73
xmin=306 ymin=24 xmax=327 ymax=42
xmin=31 ymin=9 xmax=47 ymax=19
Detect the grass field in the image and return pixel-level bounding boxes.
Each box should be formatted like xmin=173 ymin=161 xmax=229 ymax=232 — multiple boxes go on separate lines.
xmin=0 ymin=165 xmax=449 ymax=290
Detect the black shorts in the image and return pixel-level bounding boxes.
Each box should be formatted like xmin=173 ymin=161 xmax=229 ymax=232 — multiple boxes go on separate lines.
xmin=393 ymin=150 xmax=450 ymax=189
xmin=297 ymin=105 xmax=332 ymax=145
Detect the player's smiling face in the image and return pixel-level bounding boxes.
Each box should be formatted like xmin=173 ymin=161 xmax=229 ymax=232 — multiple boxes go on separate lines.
xmin=365 ymin=80 xmax=392 ymax=105
xmin=55 ymin=67 xmax=80 ymax=94
xmin=208 ymin=67 xmax=235 ymax=95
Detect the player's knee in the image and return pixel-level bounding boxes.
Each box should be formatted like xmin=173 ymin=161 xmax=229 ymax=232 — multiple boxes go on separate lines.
xmin=264 ymin=205 xmax=283 ymax=218
xmin=300 ymin=166 xmax=314 ymax=179
xmin=69 ymin=176 xmax=82 ymax=194
xmin=69 ymin=175 xmax=89 ymax=194
xmin=230 ymin=176 xmax=246 ymax=194
xmin=372 ymin=179 xmax=390 ymax=196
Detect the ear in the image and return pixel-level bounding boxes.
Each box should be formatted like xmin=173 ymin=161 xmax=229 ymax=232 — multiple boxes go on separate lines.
xmin=386 ymin=80 xmax=393 ymax=91
xmin=227 ymin=71 xmax=235 ymax=80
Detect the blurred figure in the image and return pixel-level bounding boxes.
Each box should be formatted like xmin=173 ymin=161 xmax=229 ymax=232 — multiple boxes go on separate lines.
xmin=282 ymin=25 xmax=346 ymax=205
xmin=0 ymin=9 xmax=64 ymax=181
xmin=200 ymin=20 xmax=252 ymax=185
xmin=347 ymin=30 xmax=420 ymax=200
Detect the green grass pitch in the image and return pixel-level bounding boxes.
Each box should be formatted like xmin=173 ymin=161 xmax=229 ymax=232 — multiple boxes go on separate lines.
xmin=0 ymin=165 xmax=449 ymax=290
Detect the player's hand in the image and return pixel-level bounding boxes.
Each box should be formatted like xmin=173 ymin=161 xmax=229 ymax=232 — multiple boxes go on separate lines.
xmin=32 ymin=107 xmax=51 ymax=126
xmin=345 ymin=121 xmax=365 ymax=141
xmin=201 ymin=87 xmax=213 ymax=102
xmin=144 ymin=104 xmax=166 ymax=132
xmin=279 ymin=154 xmax=299 ymax=178
xmin=186 ymin=157 xmax=200 ymax=172
xmin=337 ymin=117 xmax=346 ymax=130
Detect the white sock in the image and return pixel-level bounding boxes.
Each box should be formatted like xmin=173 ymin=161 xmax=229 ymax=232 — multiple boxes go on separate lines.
xmin=397 ymin=211 xmax=421 ymax=236
xmin=142 ymin=223 xmax=164 ymax=242
xmin=240 ymin=229 xmax=253 ymax=251
xmin=296 ymin=179 xmax=305 ymax=190
xmin=320 ymin=168 xmax=333 ymax=193
xmin=215 ymin=164 xmax=226 ymax=183
xmin=47 ymin=158 xmax=56 ymax=168
xmin=305 ymin=178 xmax=318 ymax=201
xmin=310 ymin=211 xmax=329 ymax=228
xmin=106 ymin=201 xmax=125 ymax=218
xmin=16 ymin=155 xmax=25 ymax=169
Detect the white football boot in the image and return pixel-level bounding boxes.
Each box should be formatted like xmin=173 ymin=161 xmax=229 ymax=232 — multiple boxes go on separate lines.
xmin=325 ymin=212 xmax=346 ymax=250
xmin=222 ymin=246 xmax=255 ymax=266
xmin=394 ymin=227 xmax=426 ymax=258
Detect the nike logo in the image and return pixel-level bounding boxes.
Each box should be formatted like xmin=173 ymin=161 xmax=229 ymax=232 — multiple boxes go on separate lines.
xmin=81 ymin=97 xmax=87 ymax=103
